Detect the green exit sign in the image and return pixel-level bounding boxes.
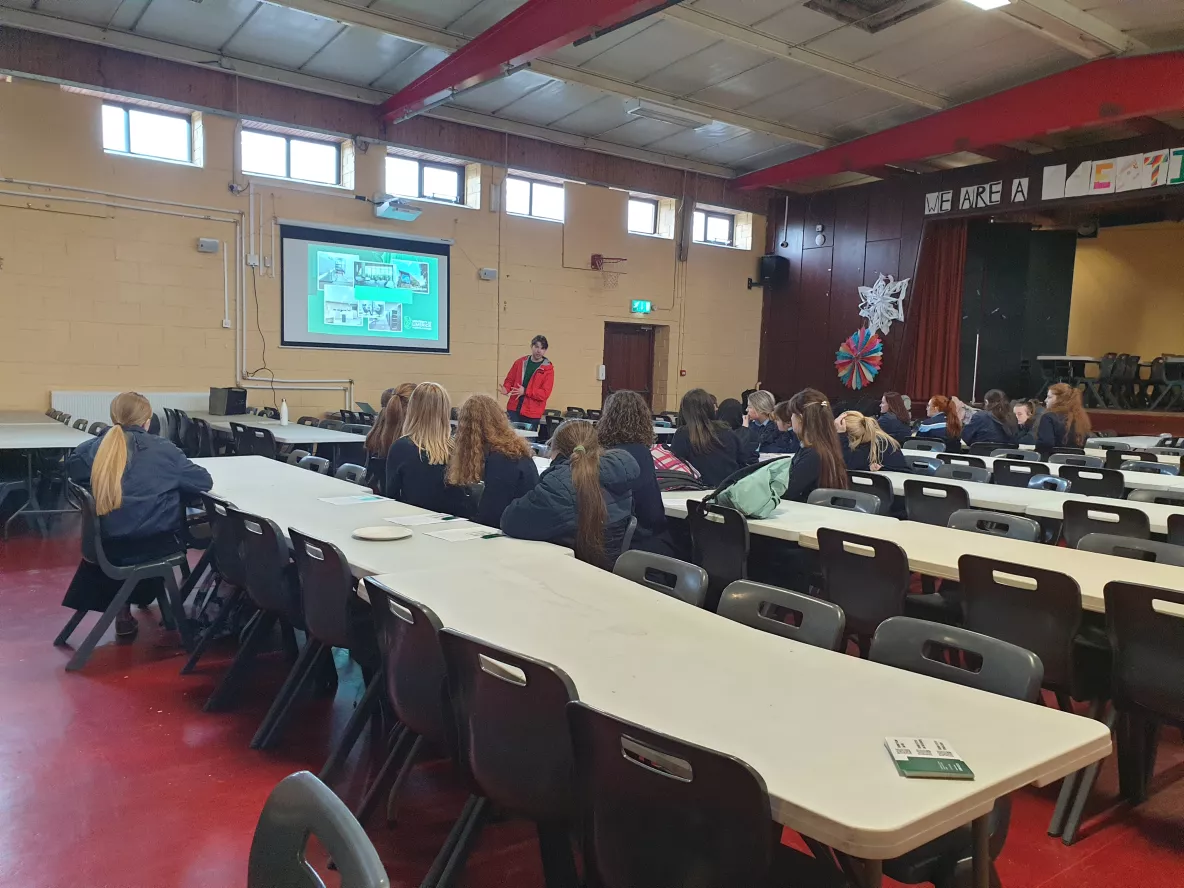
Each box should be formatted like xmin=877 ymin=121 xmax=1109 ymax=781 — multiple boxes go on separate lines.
xmin=631 ymin=299 xmax=652 ymax=314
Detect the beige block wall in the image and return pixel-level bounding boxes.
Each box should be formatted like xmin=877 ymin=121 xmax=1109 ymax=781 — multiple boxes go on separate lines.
xmin=0 ymin=78 xmax=764 ymax=415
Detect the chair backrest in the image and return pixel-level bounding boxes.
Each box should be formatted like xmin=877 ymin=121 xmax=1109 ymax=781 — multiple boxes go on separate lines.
xmin=1106 ymin=449 xmax=1157 ymax=470
xmin=1168 ymin=513 xmax=1184 ymax=547
xmin=1149 ymin=447 xmax=1184 ymax=457
xmin=958 ymin=555 xmax=1079 ymax=691
xmin=201 ymin=492 xmax=247 ymax=589
xmin=968 ymin=441 xmax=1012 ymax=455
xmin=440 ymin=630 xmax=577 ymax=821
xmin=450 ymin=481 xmax=486 ymax=521
xmin=870 ymin=617 xmax=1043 ymax=702
xmin=227 ymin=507 xmax=300 ymax=619
xmin=286 ymin=449 xmax=311 ymax=466
xmin=1078 ymin=533 xmax=1184 ymax=566
xmin=1048 ymin=453 xmax=1102 ymax=468
xmin=806 ymin=487 xmax=881 ymax=514
xmin=686 ymin=500 xmax=749 ymax=611
xmin=72 ymin=418 xmax=88 ymax=430
xmin=297 ymin=415 xmax=319 ymax=426
xmin=990 ymin=448 xmax=1040 ymax=461
xmin=846 ymin=471 xmax=893 ymax=514
xmin=903 ymin=454 xmax=941 ymax=475
xmin=289 ymin=529 xmax=355 ymax=649
xmin=1028 ymin=473 xmax=1071 ymax=492
xmin=936 ymin=453 xmax=986 ymax=468
xmin=87 ymin=421 xmax=108 ymax=436
xmin=816 ymin=528 xmax=910 ymax=640
xmin=1062 ymin=500 xmax=1150 ymax=548
xmin=341 ymin=424 xmax=370 ymax=435
xmin=1058 ymin=465 xmax=1125 ymax=498
xmin=991 ymin=460 xmax=1050 ymax=488
xmin=191 ymin=418 xmax=215 ymax=458
xmin=335 ymin=463 xmax=366 ymax=483
xmin=564 ymin=407 xmax=586 ymax=418
xmin=245 ymin=426 xmax=278 ymax=460
xmin=1128 ymin=488 xmax=1184 ymax=509
xmin=717 ymin=580 xmax=845 ymax=650
xmin=363 ymin=577 xmax=450 ymax=744
xmin=613 ymin=551 xmax=709 ymax=608
xmin=903 ymin=478 xmax=970 ymax=527
xmin=320 ymin=420 xmax=344 ymax=431
xmin=935 ymin=463 xmax=990 ymax=484
xmin=902 ymin=437 xmax=945 ymax=453
xmin=247 ymin=771 xmax=388 ymax=888
xmin=1091 ymin=440 xmax=1130 ymax=451
xmin=948 ymin=508 xmax=1040 ymax=541
xmin=229 ymin=421 xmax=252 ymax=455
xmin=1050 ymin=446 xmax=1086 ymax=456
xmin=1123 ymin=460 xmax=1179 ymax=476
xmin=1103 ymin=582 xmax=1184 ymax=721
xmin=298 ymin=455 xmax=331 ymax=474
xmin=67 ymin=481 xmax=116 ymax=576
xmin=567 ymin=701 xmax=776 ymax=888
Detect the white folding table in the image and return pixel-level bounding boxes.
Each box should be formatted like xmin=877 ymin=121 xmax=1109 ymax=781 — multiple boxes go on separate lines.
xmin=974 ymin=455 xmax=1184 ymax=496
xmin=0 ymin=423 xmax=91 ymax=536
xmin=369 ymin=555 xmax=1111 ymax=886
xmin=190 ymin=414 xmax=367 ymax=446
xmin=0 ymin=411 xmax=58 ymax=425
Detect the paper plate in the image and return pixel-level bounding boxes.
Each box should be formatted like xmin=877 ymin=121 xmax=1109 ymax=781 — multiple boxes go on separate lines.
xmin=352 ymin=525 xmax=413 ymax=542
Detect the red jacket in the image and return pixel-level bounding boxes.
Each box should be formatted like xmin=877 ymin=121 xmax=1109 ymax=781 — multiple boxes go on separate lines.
xmin=503 ymin=356 xmax=554 ymax=420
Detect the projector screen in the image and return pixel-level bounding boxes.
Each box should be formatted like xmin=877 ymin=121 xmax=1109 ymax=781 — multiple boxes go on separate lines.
xmin=280 ymin=224 xmax=450 ymax=353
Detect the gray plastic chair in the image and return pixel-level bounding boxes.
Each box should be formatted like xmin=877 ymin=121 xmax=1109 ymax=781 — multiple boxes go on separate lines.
xmin=1123 ymin=461 xmax=1180 ymax=476
xmin=935 ymin=463 xmax=990 ymax=484
xmin=336 ymin=463 xmax=366 ymax=483
xmin=902 ymin=438 xmax=945 ymax=453
xmin=298 ymin=455 xmax=331 ymax=474
xmin=1049 ymin=453 xmax=1104 ymax=468
xmin=1148 ymin=446 xmax=1184 ymax=457
xmin=990 ymin=449 xmax=1042 ymax=462
xmin=948 ymin=508 xmax=1041 ymax=541
xmin=286 ymin=449 xmax=311 ymax=466
xmin=1128 ymin=489 xmax=1184 ymax=508
xmin=1028 ymin=474 xmax=1071 ymax=492
xmin=1091 ymin=440 xmax=1131 ymax=451
xmin=613 ymin=551 xmax=709 ymax=608
xmin=904 ymin=454 xmax=941 ymax=475
xmin=247 ymin=771 xmax=389 ymax=888
xmin=806 ymin=487 xmax=881 ymax=514
xmin=1078 ymin=533 xmax=1184 ymax=566
xmin=717 ymin=580 xmax=845 ymax=651
xmin=936 ymin=453 xmax=986 ymax=468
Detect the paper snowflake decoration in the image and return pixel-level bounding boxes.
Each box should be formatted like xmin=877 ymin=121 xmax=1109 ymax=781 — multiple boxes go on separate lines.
xmin=835 ymin=328 xmax=883 ymax=390
xmin=858 ymin=274 xmax=909 ymax=335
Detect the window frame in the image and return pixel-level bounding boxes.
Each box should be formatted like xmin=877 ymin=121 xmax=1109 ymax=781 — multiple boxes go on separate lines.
xmin=101 ymin=101 xmax=194 ymax=164
xmin=693 ymin=209 xmax=736 ymax=248
xmin=505 ymin=175 xmax=566 ymax=223
xmin=385 ymin=154 xmax=466 ymax=205
xmin=241 ymin=127 xmax=343 ymax=186
xmin=627 ymin=197 xmax=660 ymax=236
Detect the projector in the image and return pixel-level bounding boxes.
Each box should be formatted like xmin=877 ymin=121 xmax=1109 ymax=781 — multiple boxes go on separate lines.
xmin=373 ymin=193 xmax=422 ymax=222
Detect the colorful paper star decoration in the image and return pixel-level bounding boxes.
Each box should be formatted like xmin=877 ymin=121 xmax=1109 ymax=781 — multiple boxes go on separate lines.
xmin=858 ymin=274 xmax=909 ymax=335
xmin=835 ymin=327 xmax=883 ymax=390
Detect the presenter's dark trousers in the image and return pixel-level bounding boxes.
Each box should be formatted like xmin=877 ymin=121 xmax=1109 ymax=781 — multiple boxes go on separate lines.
xmin=506 ymin=410 xmax=539 ymax=431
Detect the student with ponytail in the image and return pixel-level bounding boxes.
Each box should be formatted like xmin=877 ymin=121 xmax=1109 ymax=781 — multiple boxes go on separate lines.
xmin=778 ymin=389 xmax=849 ymax=501
xmin=501 ymin=419 xmax=639 ymax=568
xmin=961 ymin=388 xmax=1018 ymax=447
xmin=836 ymin=411 xmax=907 ymax=472
xmin=63 ymin=392 xmax=212 ymax=639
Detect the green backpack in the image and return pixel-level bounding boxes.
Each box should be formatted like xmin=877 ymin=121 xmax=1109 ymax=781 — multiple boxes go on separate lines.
xmin=705 ymin=457 xmax=793 ymax=519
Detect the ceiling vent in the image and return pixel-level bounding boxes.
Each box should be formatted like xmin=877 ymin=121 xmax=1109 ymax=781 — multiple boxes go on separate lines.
xmin=803 ymin=0 xmax=944 ymax=33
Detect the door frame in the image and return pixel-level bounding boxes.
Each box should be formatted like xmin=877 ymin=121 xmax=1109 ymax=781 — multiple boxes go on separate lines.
xmin=602 ymin=322 xmax=656 ymax=406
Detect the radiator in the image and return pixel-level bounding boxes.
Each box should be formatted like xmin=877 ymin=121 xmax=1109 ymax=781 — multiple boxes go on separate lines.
xmin=51 ymin=391 xmax=211 ymax=423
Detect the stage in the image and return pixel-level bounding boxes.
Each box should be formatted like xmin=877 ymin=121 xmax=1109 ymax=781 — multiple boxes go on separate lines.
xmin=1087 ymin=409 xmax=1184 ymax=437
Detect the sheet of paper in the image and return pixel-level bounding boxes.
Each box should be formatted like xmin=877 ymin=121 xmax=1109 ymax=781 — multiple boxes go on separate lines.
xmin=383 ymin=513 xmax=458 ymax=526
xmin=424 ymin=527 xmax=505 ymax=542
xmin=317 ymin=494 xmax=386 ymax=505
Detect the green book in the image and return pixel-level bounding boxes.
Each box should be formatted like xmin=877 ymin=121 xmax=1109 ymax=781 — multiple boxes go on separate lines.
xmin=885 ymin=737 xmax=974 ymax=780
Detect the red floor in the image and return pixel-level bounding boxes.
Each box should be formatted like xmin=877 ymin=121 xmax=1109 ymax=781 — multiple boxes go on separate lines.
xmin=3 ymin=529 xmax=1184 ymax=887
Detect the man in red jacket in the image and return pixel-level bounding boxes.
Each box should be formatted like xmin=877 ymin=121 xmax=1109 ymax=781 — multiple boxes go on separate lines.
xmin=501 ymin=334 xmax=554 ymax=430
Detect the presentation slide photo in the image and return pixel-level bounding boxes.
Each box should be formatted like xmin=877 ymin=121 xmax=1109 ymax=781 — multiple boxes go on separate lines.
xmin=317 ymin=251 xmax=358 ymax=290
xmin=324 ymin=300 xmax=363 ymax=327
xmin=368 ymin=303 xmax=403 ymax=332
xmin=353 ymin=260 xmax=396 ymax=288
xmin=394 ymin=260 xmax=430 ymax=294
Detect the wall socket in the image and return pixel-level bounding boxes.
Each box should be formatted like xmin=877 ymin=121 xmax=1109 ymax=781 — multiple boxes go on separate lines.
xmin=222 ymin=320 xmax=232 ymax=328
xmin=246 ymin=253 xmax=260 ymax=267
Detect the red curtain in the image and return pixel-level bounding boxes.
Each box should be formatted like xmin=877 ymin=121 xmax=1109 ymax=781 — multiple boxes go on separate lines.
xmin=904 ymin=219 xmax=968 ymax=400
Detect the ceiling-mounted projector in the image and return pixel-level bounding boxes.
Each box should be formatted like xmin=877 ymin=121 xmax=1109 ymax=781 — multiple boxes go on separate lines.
xmin=373 ymin=193 xmax=421 ymax=222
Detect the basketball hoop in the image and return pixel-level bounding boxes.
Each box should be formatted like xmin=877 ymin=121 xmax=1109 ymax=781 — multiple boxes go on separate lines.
xmin=591 ymin=253 xmax=627 ymax=290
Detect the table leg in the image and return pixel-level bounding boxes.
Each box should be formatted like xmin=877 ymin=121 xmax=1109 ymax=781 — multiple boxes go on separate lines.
xmin=3 ymin=450 xmax=79 ymax=539
xmin=972 ymin=813 xmax=990 ymax=888
xmin=841 ymin=856 xmax=882 ymax=888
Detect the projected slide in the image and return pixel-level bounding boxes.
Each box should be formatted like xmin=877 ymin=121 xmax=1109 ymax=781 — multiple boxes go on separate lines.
xmin=281 ymin=224 xmax=450 ymax=353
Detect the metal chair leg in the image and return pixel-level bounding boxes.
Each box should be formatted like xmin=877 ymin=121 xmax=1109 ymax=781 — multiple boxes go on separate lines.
xmin=319 ymin=671 xmax=383 ymax=784
xmin=536 ymin=821 xmax=579 ymax=888
xmin=386 ymin=734 xmax=426 ymax=825
xmin=204 ymin=610 xmax=275 ymax=712
xmin=355 ymin=724 xmax=411 ymax=826
xmin=419 ymin=795 xmax=487 ymax=888
xmin=1062 ymin=706 xmax=1118 ymax=844
xmin=162 ymin=570 xmax=194 ymax=651
xmin=54 ymin=609 xmax=88 ymax=647
xmin=65 ymin=578 xmax=138 ymax=672
xmin=1049 ymin=698 xmax=1101 ymax=837
xmin=251 ymin=639 xmax=325 ymax=749
xmin=180 ymin=587 xmax=245 ymax=675
xmin=433 ymin=796 xmax=488 ymax=888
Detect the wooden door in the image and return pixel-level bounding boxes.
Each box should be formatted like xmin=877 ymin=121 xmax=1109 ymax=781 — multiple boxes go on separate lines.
xmin=602 ymin=323 xmax=656 ymax=406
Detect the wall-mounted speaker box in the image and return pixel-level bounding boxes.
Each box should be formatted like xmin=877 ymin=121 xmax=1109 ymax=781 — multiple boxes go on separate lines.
xmin=748 ymin=254 xmax=790 ymax=289
xmin=209 ymin=386 xmax=247 ymax=415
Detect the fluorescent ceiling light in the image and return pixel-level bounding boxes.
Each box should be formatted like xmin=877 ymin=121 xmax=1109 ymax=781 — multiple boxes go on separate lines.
xmin=624 ymin=98 xmax=713 ymax=129
xmin=961 ymin=0 xmax=1011 ymax=9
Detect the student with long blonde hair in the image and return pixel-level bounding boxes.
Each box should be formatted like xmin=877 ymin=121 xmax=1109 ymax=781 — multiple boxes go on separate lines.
xmin=836 ymin=411 xmax=906 ymax=472
xmin=364 ymin=382 xmax=415 ymax=493
xmin=501 ymin=419 xmax=639 ymax=568
xmin=447 ymin=393 xmax=538 ymax=527
xmin=385 ymin=382 xmax=455 ymax=511
xmin=63 ymin=392 xmax=212 ymax=639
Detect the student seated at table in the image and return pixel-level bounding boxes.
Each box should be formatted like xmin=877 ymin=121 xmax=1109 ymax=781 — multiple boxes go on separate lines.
xmin=960 ymin=389 xmax=1018 ymax=447
xmin=715 ymin=398 xmax=744 ymax=431
xmin=669 ymin=388 xmax=749 ymax=486
xmin=1013 ymin=398 xmax=1040 ymax=445
xmin=596 ymin=390 xmax=670 ymax=554
xmin=739 ymin=390 xmax=781 ymax=458
xmin=917 ymin=395 xmax=961 ymax=441
xmin=759 ymin=399 xmax=801 ymax=457
xmin=386 ymin=382 xmax=455 ymax=512
xmin=779 ymin=389 xmax=849 ymax=502
xmin=363 ymin=382 xmax=414 ymax=494
xmin=63 ymin=392 xmax=213 ymax=640
xmin=501 ymin=419 xmax=639 ymax=569
xmin=446 ymin=393 xmax=539 ymax=528
xmin=1031 ymin=383 xmax=1091 ymax=451
xmin=837 ymin=411 xmax=907 ymax=472
xmin=877 ymin=391 xmax=913 ymax=444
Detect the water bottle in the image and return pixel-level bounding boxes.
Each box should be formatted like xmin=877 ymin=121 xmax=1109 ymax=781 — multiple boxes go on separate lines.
xmin=280 ymin=399 xmax=289 ymax=426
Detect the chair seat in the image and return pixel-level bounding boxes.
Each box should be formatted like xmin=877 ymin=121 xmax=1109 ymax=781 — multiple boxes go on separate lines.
xmin=904 ymin=590 xmax=962 ymax=624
